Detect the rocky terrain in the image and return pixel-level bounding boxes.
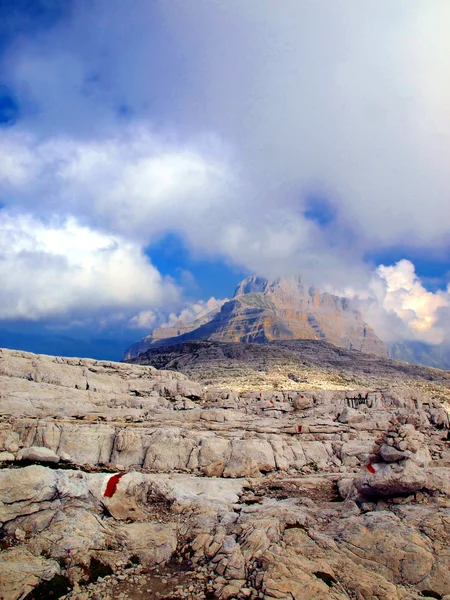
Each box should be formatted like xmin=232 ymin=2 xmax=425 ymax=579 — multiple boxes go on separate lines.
xmin=127 ymin=339 xmax=450 ymax=400
xmin=1 ymin=346 xmax=450 ymax=600
xmin=125 ymin=276 xmax=386 ymax=360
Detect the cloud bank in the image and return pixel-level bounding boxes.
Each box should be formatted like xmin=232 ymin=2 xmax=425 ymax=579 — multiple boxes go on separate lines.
xmin=0 ymin=213 xmax=179 ymax=322
xmin=365 ymin=260 xmax=450 ymax=345
xmin=0 ymin=1 xmax=449 ymax=347
xmin=129 ymin=297 xmax=226 ymax=332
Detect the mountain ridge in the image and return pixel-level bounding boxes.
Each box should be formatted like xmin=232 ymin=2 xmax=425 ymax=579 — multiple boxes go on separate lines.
xmin=125 ymin=275 xmax=387 ymax=360
xmin=126 ymin=338 xmax=450 ymax=395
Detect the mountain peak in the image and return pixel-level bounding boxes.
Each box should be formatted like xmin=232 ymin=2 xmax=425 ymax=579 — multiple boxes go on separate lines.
xmin=125 ymin=274 xmax=387 ymax=359
xmin=233 ymin=275 xmax=270 ymax=296
xmin=234 ymin=275 xmax=307 ymax=298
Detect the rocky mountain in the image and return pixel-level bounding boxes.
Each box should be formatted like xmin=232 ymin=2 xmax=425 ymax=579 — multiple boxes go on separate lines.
xmin=125 ymin=275 xmax=387 ymax=359
xmin=1 ymin=346 xmax=450 ymax=600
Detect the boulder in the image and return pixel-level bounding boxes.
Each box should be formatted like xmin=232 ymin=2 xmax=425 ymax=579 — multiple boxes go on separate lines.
xmin=292 ymin=394 xmax=312 ymax=411
xmin=17 ymin=446 xmax=60 ymax=463
xmin=338 ymin=407 xmax=365 ymax=424
xmin=340 ymin=440 xmax=374 ymax=466
xmin=0 ymin=451 xmax=15 ymax=462
xmin=337 ymin=477 xmax=355 ymax=499
xmin=426 ymin=468 xmax=450 ymax=496
xmin=355 ymin=459 xmax=427 ymax=498
xmin=379 ymin=443 xmax=410 ymax=462
xmin=176 ymin=380 xmax=204 ymax=399
xmin=143 ymin=428 xmax=195 ymax=471
xmin=0 ymin=465 xmax=57 ymax=523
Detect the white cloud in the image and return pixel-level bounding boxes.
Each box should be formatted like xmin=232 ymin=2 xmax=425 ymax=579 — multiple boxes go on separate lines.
xmin=0 ymin=1 xmax=449 ymax=347
xmin=341 ymin=260 xmax=449 ymax=346
xmin=0 ymin=128 xmax=234 ymax=242
xmin=129 ymin=296 xmax=227 ymax=333
xmin=129 ymin=310 xmax=157 ymax=330
xmin=0 ymin=128 xmax=363 ymax=290
xmin=0 ymin=213 xmax=179 ymax=321
xmin=128 ymin=297 xmax=226 ymax=337
xmin=374 ymin=260 xmax=449 ymax=344
xmin=160 ymin=1 xmax=450 ymax=249
xmin=2 ymin=2 xmax=449 ymax=277
xmin=161 ymin=296 xmax=227 ymax=329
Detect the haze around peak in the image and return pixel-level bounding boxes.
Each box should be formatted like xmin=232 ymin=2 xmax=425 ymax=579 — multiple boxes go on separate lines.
xmin=0 ymin=1 xmax=449 ymax=360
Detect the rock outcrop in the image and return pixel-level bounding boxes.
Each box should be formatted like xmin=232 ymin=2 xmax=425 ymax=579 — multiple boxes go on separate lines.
xmin=1 ymin=347 xmax=450 ymax=600
xmin=125 ymin=276 xmax=387 ymax=359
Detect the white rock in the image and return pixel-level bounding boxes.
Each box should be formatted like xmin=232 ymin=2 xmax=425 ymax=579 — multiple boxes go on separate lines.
xmin=17 ymin=446 xmax=60 ymax=463
xmin=355 ymin=459 xmax=427 ymax=498
xmin=0 ymin=451 xmax=15 ymax=462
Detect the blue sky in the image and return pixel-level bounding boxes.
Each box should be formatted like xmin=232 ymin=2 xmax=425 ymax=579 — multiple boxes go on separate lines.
xmin=146 ymin=233 xmax=247 ymax=299
xmin=0 ymin=0 xmax=449 ymax=360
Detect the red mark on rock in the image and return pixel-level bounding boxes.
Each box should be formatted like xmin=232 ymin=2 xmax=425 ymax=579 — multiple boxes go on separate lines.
xmin=297 ymin=425 xmax=302 ymax=433
xmin=366 ymin=464 xmax=376 ymax=474
xmin=104 ymin=473 xmax=125 ymax=498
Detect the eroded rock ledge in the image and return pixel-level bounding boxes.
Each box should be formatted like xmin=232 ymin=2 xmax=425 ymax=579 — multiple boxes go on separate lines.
xmin=1 ymin=348 xmax=450 ymax=600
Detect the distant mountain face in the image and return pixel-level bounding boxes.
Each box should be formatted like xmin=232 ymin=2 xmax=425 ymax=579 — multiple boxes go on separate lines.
xmin=125 ymin=275 xmax=387 ymax=360
xmin=389 ymin=341 xmax=450 ymax=371
xmin=124 ymin=307 xmax=223 ymax=360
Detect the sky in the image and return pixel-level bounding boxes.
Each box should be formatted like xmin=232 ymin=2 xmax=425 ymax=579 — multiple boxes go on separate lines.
xmin=0 ymin=0 xmax=449 ymax=360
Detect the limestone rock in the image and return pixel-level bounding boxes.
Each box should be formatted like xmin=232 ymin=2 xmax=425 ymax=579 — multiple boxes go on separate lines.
xmin=143 ymin=428 xmax=195 ymax=471
xmin=0 ymin=346 xmax=449 ymax=600
xmin=223 ymin=439 xmax=276 ymax=478
xmin=117 ymin=522 xmax=177 ymax=565
xmin=426 ymin=468 xmax=450 ymax=496
xmin=0 ymin=547 xmax=60 ymax=600
xmin=379 ymin=443 xmax=410 ymax=462
xmin=340 ymin=439 xmax=374 ymax=466
xmin=0 ymin=465 xmax=57 ymax=523
xmin=17 ymin=445 xmax=60 ymax=463
xmin=337 ymin=406 xmax=365 ymax=424
xmin=0 ymin=451 xmax=15 ymax=462
xmin=355 ymin=459 xmax=427 ymax=498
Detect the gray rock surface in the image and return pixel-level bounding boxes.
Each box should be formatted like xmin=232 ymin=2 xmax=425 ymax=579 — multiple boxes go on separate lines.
xmin=0 ymin=347 xmax=449 ymax=600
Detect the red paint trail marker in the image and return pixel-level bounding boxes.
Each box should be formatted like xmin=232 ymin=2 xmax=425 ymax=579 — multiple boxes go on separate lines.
xmin=366 ymin=464 xmax=376 ymax=474
xmin=297 ymin=425 xmax=302 ymax=433
xmin=103 ymin=472 xmax=125 ymax=498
